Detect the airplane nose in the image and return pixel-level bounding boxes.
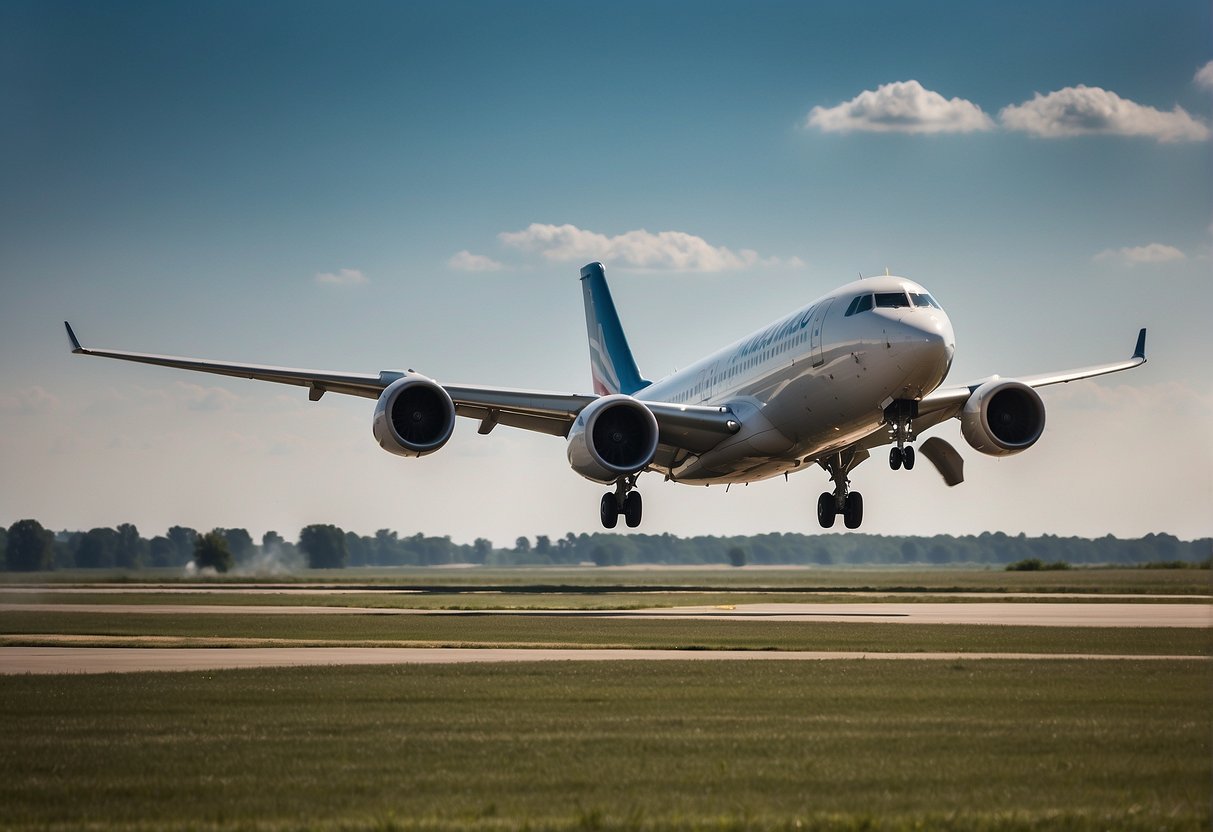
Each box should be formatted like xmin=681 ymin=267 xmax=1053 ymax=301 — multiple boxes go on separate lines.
xmin=887 ymin=313 xmax=954 ymax=388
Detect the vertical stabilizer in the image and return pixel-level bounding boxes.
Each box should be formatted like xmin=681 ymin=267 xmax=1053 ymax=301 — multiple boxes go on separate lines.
xmin=580 ymin=262 xmax=650 ymax=396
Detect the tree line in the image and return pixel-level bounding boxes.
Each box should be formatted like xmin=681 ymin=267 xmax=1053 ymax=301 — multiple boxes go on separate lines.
xmin=1 ymin=518 xmax=1208 ymax=572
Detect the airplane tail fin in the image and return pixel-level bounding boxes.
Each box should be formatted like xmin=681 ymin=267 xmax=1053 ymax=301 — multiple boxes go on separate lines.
xmin=579 ymin=262 xmax=650 ymax=396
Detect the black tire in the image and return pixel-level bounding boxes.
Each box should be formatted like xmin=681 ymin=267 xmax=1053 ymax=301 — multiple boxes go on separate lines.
xmin=600 ymin=493 xmax=619 ymax=529
xmin=903 ymin=446 xmax=915 ymax=470
xmin=844 ymin=491 xmax=864 ymax=529
xmin=889 ymin=447 xmax=903 ymax=470
xmin=623 ymin=491 xmax=643 ymax=528
xmin=817 ymin=492 xmax=836 ymax=529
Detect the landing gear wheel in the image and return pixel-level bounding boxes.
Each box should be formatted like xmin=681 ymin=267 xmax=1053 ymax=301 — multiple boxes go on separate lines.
xmin=889 ymin=447 xmax=903 ymax=470
xmin=600 ymin=493 xmax=619 ymax=529
xmin=623 ymin=491 xmax=643 ymax=528
xmin=902 ymin=446 xmax=915 ymax=470
xmin=843 ymin=492 xmax=864 ymax=530
xmin=817 ymin=492 xmax=837 ymax=529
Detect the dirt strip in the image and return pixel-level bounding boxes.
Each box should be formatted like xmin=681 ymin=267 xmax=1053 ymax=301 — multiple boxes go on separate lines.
xmin=1 ymin=646 xmax=1208 ymax=675
xmin=3 ymin=601 xmax=1209 ymax=627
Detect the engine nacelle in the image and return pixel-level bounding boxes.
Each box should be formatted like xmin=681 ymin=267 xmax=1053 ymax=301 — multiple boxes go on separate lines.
xmin=372 ymin=375 xmax=456 ymax=458
xmin=960 ymin=379 xmax=1045 ymax=457
xmin=566 ymin=394 xmax=660 ymax=483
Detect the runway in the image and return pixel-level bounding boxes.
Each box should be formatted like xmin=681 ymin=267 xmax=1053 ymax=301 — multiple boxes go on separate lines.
xmin=2 ymin=646 xmax=1208 ymax=675
xmin=3 ymin=601 xmax=1209 ymax=627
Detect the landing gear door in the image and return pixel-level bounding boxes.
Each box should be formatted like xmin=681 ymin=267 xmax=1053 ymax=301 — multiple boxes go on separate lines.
xmin=810 ymin=299 xmax=834 ymax=367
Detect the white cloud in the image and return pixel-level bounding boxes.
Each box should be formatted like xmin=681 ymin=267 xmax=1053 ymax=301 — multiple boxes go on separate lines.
xmin=447 ymin=250 xmax=506 ymax=272
xmin=1000 ymin=85 xmax=1210 ymax=142
xmin=498 ymin=223 xmax=804 ymax=272
xmin=1094 ymin=243 xmax=1187 ymax=265
xmin=0 ymin=386 xmax=59 ymax=415
xmin=314 ymin=268 xmax=368 ymax=286
xmin=805 ymin=80 xmax=995 ymax=134
xmin=1195 ymin=61 xmax=1213 ymax=91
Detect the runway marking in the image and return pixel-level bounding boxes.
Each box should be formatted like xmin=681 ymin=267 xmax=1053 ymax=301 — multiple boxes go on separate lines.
xmin=1 ymin=646 xmax=1208 ymax=675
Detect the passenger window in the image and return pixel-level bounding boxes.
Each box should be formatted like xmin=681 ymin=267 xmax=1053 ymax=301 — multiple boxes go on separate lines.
xmin=875 ymin=292 xmax=908 ymax=309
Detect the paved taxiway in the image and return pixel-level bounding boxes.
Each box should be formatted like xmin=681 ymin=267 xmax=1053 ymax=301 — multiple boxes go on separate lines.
xmin=2 ymin=646 xmax=1208 ymax=675
xmin=4 ymin=601 xmax=1209 ymax=627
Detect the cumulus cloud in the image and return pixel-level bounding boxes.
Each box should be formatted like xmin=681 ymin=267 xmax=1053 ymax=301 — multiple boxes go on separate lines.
xmin=447 ymin=250 xmax=506 ymax=272
xmin=805 ymin=80 xmax=995 ymax=134
xmin=1195 ymin=61 xmax=1213 ymax=91
xmin=1000 ymin=85 xmax=1210 ymax=142
xmin=498 ymin=223 xmax=804 ymax=272
xmin=1093 ymin=243 xmax=1187 ymax=265
xmin=0 ymin=386 xmax=59 ymax=414
xmin=315 ymin=268 xmax=368 ymax=286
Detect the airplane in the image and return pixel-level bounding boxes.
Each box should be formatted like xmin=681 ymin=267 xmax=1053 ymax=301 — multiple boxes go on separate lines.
xmin=64 ymin=262 xmax=1146 ymax=530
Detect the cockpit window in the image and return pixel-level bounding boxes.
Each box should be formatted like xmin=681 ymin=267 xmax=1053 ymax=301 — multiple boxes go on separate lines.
xmin=845 ymin=294 xmax=874 ymax=316
xmin=910 ymin=292 xmax=941 ymax=309
xmin=874 ymin=292 xmax=909 ymax=309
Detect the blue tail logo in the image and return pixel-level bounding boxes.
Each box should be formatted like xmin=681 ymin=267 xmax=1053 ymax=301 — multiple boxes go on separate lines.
xmin=580 ymin=263 xmax=650 ymax=396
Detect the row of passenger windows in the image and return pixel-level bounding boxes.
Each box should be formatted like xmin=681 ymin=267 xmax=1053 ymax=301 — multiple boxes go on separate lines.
xmin=668 ymin=329 xmax=811 ymax=403
xmin=844 ymin=291 xmax=941 ymax=317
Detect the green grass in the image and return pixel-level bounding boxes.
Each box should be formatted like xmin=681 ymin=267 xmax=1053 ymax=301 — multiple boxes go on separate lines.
xmin=0 ymin=661 xmax=1208 ymax=831
xmin=3 ymin=610 xmax=1209 ymax=655
xmin=4 ymin=565 xmax=1210 ymax=594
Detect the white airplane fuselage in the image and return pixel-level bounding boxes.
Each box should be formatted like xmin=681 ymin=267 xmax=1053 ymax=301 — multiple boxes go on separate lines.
xmin=639 ymin=276 xmax=954 ymax=484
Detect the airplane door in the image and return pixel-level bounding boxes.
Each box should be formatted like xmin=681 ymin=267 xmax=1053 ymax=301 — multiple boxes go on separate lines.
xmin=810 ymin=299 xmax=834 ymax=367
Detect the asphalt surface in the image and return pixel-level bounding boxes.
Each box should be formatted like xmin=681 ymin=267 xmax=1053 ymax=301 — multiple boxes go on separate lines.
xmin=3 ymin=601 xmax=1209 ymax=627
xmin=3 ymin=646 xmax=1208 ymax=675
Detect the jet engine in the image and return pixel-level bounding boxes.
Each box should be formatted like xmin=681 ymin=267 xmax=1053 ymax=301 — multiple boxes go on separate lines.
xmin=372 ymin=375 xmax=456 ymax=457
xmin=960 ymin=379 xmax=1045 ymax=456
xmin=566 ymin=394 xmax=660 ymax=483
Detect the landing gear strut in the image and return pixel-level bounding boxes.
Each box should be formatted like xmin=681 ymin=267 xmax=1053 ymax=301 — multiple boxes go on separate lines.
xmin=817 ymin=451 xmax=864 ymax=530
xmin=886 ymin=399 xmax=917 ymax=471
xmin=600 ymin=475 xmax=642 ymax=529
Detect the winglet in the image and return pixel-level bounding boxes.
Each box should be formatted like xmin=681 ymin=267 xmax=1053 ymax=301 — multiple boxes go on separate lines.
xmin=1132 ymin=328 xmax=1147 ymax=362
xmin=64 ymin=322 xmax=84 ymax=353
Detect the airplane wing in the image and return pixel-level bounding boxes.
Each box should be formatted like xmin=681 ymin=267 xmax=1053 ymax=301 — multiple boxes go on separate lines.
xmin=64 ymin=323 xmax=738 ymax=449
xmin=916 ymin=327 xmax=1147 ymax=426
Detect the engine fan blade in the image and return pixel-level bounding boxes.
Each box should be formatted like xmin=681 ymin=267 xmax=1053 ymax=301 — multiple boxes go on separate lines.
xmin=919 ymin=437 xmax=965 ymax=487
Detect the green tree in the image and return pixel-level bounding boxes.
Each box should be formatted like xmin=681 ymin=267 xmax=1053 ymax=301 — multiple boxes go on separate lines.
xmin=167 ymin=526 xmax=198 ymax=566
xmin=194 ymin=530 xmax=234 ymax=573
xmin=727 ymin=545 xmax=747 ymax=567
xmin=262 ymin=530 xmax=285 ymax=551
xmin=472 ymin=538 xmax=493 ymax=563
xmin=299 ymin=524 xmax=347 ymax=569
xmin=115 ymin=523 xmax=147 ymax=569
xmin=76 ymin=527 xmax=119 ymax=569
xmin=220 ymin=528 xmax=254 ymax=563
xmin=514 ymin=536 xmax=531 ymax=553
xmin=148 ymin=536 xmax=175 ymax=567
xmin=0 ymin=526 xmax=8 ymax=567
xmin=6 ymin=519 xmax=54 ymax=571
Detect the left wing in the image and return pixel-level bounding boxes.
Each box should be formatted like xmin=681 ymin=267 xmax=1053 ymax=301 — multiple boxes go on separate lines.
xmin=916 ymin=328 xmax=1147 ymax=427
xmin=63 ymin=323 xmax=737 ymax=449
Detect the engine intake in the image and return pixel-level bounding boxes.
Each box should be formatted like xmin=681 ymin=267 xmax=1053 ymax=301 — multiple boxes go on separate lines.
xmin=961 ymin=379 xmax=1045 ymax=457
xmin=567 ymin=395 xmax=660 ymax=483
xmin=372 ymin=375 xmax=456 ymax=457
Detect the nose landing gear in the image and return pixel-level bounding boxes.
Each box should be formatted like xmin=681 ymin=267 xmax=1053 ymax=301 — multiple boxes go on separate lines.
xmin=886 ymin=399 xmax=918 ymax=471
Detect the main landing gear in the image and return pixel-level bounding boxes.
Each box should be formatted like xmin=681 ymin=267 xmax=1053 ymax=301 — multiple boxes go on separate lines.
xmin=600 ymin=475 xmax=642 ymax=529
xmin=817 ymin=451 xmax=864 ymax=530
xmin=886 ymin=399 xmax=917 ymax=471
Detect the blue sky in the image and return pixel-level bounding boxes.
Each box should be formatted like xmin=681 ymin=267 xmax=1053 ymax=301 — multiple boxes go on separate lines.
xmin=2 ymin=1 xmax=1210 ymax=544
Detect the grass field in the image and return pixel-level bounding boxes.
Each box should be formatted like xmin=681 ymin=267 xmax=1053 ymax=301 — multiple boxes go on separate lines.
xmin=3 ymin=611 xmax=1210 ymax=656
xmin=1 ymin=660 xmax=1208 ymax=831
xmin=4 ymin=565 xmax=1211 ymax=595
